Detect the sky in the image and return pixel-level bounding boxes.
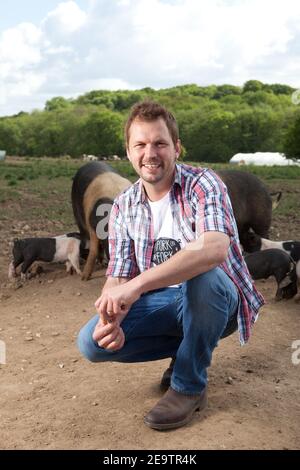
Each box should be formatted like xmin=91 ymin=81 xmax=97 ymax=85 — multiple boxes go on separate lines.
xmin=1 ymin=0 xmax=300 ymax=116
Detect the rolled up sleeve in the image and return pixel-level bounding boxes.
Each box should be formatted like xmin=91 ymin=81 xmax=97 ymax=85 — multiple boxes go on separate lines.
xmin=192 ymin=169 xmax=236 ymax=239
xmin=106 ymin=201 xmax=139 ymax=278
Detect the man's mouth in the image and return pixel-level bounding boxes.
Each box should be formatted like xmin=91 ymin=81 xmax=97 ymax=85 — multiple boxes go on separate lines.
xmin=142 ymin=163 xmax=161 ymax=169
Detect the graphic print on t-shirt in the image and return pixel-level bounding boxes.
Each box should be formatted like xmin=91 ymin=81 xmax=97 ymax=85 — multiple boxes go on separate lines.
xmin=151 ymin=237 xmax=181 ymax=265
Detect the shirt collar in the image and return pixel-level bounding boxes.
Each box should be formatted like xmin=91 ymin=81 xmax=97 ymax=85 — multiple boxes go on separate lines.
xmin=133 ymin=163 xmax=183 ymax=205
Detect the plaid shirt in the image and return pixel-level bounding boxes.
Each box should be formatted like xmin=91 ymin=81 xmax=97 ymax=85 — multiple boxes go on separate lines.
xmin=106 ymin=163 xmax=264 ymax=344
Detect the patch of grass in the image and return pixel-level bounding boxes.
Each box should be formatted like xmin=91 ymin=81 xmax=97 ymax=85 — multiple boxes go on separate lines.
xmin=0 ymin=187 xmax=20 ymax=204
xmin=109 ymin=161 xmax=139 ymax=180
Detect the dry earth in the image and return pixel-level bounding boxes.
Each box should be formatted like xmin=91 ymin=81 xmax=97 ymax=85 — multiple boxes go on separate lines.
xmin=0 ymin=185 xmax=300 ymax=450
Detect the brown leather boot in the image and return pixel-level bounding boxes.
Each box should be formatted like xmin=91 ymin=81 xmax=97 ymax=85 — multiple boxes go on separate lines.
xmin=144 ymin=387 xmax=207 ymax=430
xmin=160 ymin=357 xmax=176 ymax=391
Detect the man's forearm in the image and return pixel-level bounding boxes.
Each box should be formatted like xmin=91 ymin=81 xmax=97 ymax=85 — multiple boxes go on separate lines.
xmin=102 ymin=276 xmax=130 ymax=292
xmin=132 ymin=233 xmax=229 ymax=295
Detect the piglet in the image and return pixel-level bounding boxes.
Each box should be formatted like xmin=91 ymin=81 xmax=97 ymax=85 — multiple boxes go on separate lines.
xmin=8 ymin=233 xmax=84 ymax=280
xmin=244 ymin=248 xmax=297 ymax=300
xmin=241 ymin=232 xmax=300 ymax=262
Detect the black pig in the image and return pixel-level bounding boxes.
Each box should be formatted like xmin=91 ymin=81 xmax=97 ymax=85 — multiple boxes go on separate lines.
xmin=244 ymin=248 xmax=297 ymax=300
xmin=217 ymin=170 xmax=277 ymax=252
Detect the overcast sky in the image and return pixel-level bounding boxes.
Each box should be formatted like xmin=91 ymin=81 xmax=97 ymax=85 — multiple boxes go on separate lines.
xmin=1 ymin=0 xmax=299 ymax=116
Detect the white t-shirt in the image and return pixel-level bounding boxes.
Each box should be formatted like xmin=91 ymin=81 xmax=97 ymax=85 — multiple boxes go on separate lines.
xmin=148 ymin=191 xmax=186 ymax=286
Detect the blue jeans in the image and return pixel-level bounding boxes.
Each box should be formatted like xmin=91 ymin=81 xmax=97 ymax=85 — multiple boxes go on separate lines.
xmin=77 ymin=267 xmax=239 ymax=395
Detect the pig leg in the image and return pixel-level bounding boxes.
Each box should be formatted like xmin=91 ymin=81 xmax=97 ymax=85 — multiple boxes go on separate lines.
xmin=66 ymin=261 xmax=74 ymax=275
xmin=68 ymin=253 xmax=82 ymax=276
xmin=81 ymin=230 xmax=99 ymax=281
xmin=8 ymin=262 xmax=17 ymax=279
xmin=20 ymin=256 xmax=35 ymax=280
xmin=9 ymin=253 xmax=24 ymax=278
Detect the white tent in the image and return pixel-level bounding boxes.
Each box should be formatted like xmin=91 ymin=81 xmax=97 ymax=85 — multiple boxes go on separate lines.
xmin=229 ymin=152 xmax=300 ymax=166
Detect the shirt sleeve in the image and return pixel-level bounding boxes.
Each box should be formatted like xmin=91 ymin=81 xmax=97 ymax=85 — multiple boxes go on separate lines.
xmin=105 ymin=200 xmax=140 ymax=278
xmin=192 ymin=169 xmax=236 ymax=239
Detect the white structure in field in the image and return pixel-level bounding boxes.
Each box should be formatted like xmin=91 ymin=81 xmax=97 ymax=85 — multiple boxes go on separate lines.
xmin=229 ymin=152 xmax=300 ymax=166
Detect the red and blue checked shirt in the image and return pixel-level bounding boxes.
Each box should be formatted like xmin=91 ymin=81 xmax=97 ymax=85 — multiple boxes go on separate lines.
xmin=106 ymin=163 xmax=264 ymax=344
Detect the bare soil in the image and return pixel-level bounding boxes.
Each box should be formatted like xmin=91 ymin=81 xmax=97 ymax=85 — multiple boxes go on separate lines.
xmin=0 ymin=183 xmax=300 ymax=450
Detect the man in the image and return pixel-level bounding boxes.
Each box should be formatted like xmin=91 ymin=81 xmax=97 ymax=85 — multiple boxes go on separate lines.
xmin=78 ymin=101 xmax=264 ymax=430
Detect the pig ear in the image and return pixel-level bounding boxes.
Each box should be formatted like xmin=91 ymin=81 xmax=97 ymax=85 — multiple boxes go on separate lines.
xmin=278 ymin=276 xmax=292 ymax=288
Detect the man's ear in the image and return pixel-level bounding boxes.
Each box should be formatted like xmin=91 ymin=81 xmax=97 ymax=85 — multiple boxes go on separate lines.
xmin=126 ymin=147 xmax=131 ymax=162
xmin=175 ymin=139 xmax=181 ymax=159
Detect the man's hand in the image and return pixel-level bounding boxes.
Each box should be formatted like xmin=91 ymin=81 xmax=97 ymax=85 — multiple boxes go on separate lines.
xmin=93 ymin=278 xmax=142 ymax=351
xmin=95 ymin=280 xmax=142 ymax=324
xmin=92 ymin=319 xmax=125 ymax=351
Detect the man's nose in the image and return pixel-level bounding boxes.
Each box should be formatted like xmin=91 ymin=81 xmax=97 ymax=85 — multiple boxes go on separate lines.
xmin=144 ymin=143 xmax=157 ymax=158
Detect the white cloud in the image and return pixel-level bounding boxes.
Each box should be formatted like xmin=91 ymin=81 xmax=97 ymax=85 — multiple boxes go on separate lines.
xmin=42 ymin=1 xmax=88 ymax=36
xmin=1 ymin=0 xmax=300 ymax=116
xmin=0 ymin=23 xmax=42 ymax=76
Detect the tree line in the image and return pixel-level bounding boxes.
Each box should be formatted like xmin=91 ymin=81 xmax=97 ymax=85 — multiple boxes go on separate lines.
xmin=0 ymin=80 xmax=299 ymax=162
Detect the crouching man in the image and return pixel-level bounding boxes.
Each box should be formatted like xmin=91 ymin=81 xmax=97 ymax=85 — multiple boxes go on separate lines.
xmin=77 ymin=101 xmax=264 ymax=430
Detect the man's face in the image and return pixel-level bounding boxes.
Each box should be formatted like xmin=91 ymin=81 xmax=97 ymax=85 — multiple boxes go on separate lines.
xmin=126 ymin=118 xmax=181 ymax=187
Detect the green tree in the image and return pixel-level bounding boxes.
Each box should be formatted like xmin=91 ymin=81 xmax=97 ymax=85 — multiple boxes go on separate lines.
xmin=45 ymin=96 xmax=72 ymax=112
xmin=213 ymin=84 xmax=242 ymax=100
xmin=263 ymin=83 xmax=295 ymax=95
xmin=283 ymin=112 xmax=300 ymax=160
xmin=0 ymin=119 xmax=21 ymax=154
xmin=243 ymin=80 xmax=264 ymax=93
xmin=180 ymin=108 xmax=237 ymax=162
xmin=78 ymin=109 xmax=124 ymax=156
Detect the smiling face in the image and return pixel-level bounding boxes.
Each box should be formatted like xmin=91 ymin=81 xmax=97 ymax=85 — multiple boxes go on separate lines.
xmin=126 ymin=118 xmax=181 ymax=199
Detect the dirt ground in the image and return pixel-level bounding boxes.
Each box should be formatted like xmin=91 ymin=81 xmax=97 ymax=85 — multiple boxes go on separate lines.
xmin=0 ymin=193 xmax=300 ymax=450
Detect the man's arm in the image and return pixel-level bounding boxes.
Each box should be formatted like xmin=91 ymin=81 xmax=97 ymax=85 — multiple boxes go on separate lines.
xmin=132 ymin=231 xmax=229 ymax=295
xmin=96 ymin=231 xmax=229 ymax=319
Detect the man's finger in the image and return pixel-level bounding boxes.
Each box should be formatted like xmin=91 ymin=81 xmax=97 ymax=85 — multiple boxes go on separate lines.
xmin=92 ymin=321 xmax=117 ymax=342
xmin=100 ymin=310 xmax=111 ymax=326
xmin=97 ymin=326 xmax=120 ymax=348
xmin=98 ymin=299 xmax=110 ymax=323
xmin=106 ymin=328 xmax=125 ymax=351
xmin=94 ymin=295 xmax=103 ymax=309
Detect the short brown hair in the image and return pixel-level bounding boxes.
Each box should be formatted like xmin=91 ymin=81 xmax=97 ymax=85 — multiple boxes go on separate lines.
xmin=125 ymin=100 xmax=179 ymax=147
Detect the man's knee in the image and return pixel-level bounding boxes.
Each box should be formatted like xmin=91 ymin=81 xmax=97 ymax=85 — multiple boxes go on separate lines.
xmin=185 ymin=267 xmax=224 ymax=299
xmin=77 ymin=326 xmax=108 ymax=363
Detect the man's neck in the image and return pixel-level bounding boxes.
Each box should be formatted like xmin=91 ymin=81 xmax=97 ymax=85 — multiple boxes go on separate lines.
xmin=143 ymin=180 xmax=172 ymax=202
xmin=142 ymin=169 xmax=175 ymax=202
